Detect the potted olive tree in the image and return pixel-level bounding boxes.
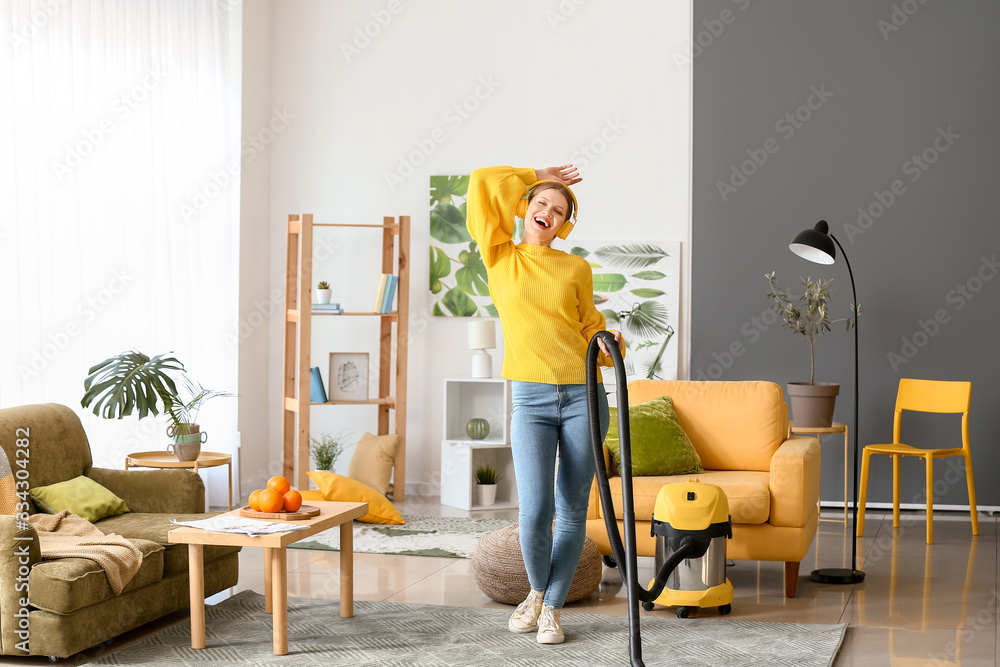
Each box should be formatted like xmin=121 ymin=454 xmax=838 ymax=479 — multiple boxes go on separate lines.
xmin=81 ymin=350 xmax=234 ymax=460
xmin=765 ymin=272 xmax=856 ymax=427
xmin=310 ymin=430 xmax=351 ymax=472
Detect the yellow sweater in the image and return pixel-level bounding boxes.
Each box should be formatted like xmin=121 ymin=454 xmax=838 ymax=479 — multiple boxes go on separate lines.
xmin=466 ymin=166 xmax=616 ymax=384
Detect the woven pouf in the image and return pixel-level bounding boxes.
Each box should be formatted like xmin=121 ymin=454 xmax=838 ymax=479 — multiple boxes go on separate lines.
xmin=472 ymin=522 xmax=603 ymax=605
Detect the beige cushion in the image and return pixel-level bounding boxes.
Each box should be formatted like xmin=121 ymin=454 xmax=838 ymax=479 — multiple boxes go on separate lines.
xmin=348 ymin=432 xmax=398 ymax=495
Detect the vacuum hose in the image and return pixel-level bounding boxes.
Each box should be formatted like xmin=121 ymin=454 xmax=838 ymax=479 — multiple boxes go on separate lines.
xmin=587 ymin=331 xmax=696 ymax=667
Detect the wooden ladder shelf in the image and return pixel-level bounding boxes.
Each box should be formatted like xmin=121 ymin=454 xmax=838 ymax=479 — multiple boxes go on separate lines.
xmin=282 ymin=214 xmax=410 ymax=498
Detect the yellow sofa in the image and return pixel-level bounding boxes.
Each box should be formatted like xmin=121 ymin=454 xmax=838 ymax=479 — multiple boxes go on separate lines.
xmin=586 ymin=380 xmax=820 ymax=597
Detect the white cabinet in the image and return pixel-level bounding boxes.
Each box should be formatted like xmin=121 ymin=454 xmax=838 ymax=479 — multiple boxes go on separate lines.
xmin=440 ymin=377 xmax=518 ymax=511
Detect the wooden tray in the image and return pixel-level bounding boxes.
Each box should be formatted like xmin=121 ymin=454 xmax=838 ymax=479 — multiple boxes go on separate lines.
xmin=238 ymin=505 xmax=321 ymax=520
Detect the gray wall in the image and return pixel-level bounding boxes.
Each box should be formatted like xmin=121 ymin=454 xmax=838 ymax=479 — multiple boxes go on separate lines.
xmin=691 ymin=1 xmax=1000 ymax=507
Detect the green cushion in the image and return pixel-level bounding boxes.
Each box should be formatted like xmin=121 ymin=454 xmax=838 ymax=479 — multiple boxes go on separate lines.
xmin=30 ymin=475 xmax=130 ymax=522
xmin=605 ymin=396 xmax=704 ymax=477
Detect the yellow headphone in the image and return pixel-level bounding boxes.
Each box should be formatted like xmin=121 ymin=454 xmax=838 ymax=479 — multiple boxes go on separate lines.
xmin=514 ymin=180 xmax=579 ymax=240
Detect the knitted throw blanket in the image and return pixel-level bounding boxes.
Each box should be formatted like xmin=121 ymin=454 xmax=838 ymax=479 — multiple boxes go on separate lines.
xmin=29 ymin=511 xmax=142 ymax=595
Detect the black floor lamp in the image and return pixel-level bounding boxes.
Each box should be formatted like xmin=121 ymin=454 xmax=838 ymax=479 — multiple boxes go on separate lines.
xmin=788 ymin=220 xmax=866 ymax=585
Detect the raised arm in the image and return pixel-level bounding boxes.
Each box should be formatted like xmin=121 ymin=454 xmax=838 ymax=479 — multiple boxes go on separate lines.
xmin=466 ymin=166 xmax=537 ymax=269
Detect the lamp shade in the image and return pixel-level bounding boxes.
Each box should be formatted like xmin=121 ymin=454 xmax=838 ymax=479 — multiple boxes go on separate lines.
xmin=789 ymin=220 xmax=836 ymax=265
xmin=468 ymin=320 xmax=496 ymax=350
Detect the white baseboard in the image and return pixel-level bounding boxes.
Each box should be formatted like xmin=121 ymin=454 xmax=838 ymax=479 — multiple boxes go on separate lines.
xmin=821 ymin=500 xmax=1000 ymax=515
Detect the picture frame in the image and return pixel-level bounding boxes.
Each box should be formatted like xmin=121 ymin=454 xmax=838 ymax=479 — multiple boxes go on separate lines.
xmin=328 ymin=352 xmax=369 ymax=401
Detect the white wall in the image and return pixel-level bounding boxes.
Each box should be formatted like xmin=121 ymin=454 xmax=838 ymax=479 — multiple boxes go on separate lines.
xmin=240 ymin=0 xmax=692 ymax=497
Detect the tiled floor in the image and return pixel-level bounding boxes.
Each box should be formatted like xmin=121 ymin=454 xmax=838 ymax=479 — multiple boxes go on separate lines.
xmin=14 ymin=502 xmax=997 ymax=665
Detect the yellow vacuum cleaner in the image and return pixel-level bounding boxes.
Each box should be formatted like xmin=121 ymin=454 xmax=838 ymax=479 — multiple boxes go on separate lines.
xmin=586 ymin=331 xmax=733 ymax=667
xmin=645 ymin=481 xmax=733 ymax=618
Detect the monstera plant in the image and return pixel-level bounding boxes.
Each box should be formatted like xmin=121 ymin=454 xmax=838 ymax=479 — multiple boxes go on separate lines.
xmin=429 ymin=174 xmax=495 ymax=317
xmin=81 ymin=350 xmax=233 ymax=437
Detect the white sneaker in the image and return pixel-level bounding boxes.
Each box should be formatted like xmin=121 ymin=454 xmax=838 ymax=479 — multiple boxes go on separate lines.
xmin=508 ymin=589 xmax=545 ymax=633
xmin=536 ymin=603 xmax=564 ymax=644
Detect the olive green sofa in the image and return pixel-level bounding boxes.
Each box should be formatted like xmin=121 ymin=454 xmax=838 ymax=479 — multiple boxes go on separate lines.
xmin=0 ymin=403 xmax=240 ymax=659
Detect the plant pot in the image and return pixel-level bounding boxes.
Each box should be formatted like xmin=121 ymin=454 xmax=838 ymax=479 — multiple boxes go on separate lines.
xmin=169 ymin=431 xmax=208 ymax=461
xmin=787 ymin=382 xmax=840 ymax=428
xmin=476 ymin=484 xmax=498 ymax=507
xmin=167 ymin=422 xmax=200 ymax=437
xmin=316 ymin=289 xmax=332 ymax=305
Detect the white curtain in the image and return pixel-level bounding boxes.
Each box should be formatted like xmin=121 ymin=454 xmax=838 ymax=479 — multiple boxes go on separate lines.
xmin=0 ymin=0 xmax=240 ymax=495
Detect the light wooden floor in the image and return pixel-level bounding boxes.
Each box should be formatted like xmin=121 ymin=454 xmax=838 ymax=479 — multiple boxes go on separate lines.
xmin=14 ymin=501 xmax=997 ymax=665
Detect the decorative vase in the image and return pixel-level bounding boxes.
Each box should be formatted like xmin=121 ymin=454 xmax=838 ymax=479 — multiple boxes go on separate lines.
xmin=168 ymin=431 xmax=208 ymax=462
xmin=476 ymin=483 xmax=498 ymax=506
xmin=466 ymin=418 xmax=490 ymax=440
xmin=316 ymin=289 xmax=332 ymax=305
xmin=787 ymin=382 xmax=840 ymax=428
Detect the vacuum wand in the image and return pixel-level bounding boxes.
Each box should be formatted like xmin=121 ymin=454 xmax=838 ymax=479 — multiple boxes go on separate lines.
xmin=587 ymin=331 xmax=696 ymax=667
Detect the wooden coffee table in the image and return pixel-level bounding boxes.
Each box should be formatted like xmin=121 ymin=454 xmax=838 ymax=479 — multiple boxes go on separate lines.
xmin=168 ymin=500 xmax=368 ymax=655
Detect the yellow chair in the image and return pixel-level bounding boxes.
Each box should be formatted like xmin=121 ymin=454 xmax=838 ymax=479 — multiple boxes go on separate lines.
xmin=857 ymin=378 xmax=978 ymax=544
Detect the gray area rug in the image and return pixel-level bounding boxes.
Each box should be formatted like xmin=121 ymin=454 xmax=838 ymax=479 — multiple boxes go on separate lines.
xmin=288 ymin=514 xmax=514 ymax=558
xmin=92 ymin=591 xmax=846 ymax=666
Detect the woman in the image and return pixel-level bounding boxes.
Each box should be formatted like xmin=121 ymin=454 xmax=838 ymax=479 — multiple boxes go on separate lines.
xmin=466 ymin=164 xmax=622 ymax=645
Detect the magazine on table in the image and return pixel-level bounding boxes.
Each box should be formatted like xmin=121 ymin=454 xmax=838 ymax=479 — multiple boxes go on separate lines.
xmin=171 ymin=515 xmax=311 ymax=537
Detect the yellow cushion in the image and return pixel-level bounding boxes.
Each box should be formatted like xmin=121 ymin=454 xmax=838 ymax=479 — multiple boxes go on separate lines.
xmin=307 ymin=471 xmax=404 ymax=525
xmin=30 ymin=475 xmax=130 ymax=523
xmin=299 ymin=489 xmax=324 ymax=502
xmin=348 ymin=432 xmax=398 ymax=496
xmin=603 ymin=470 xmax=771 ymax=525
xmin=627 ymin=380 xmax=787 ymax=472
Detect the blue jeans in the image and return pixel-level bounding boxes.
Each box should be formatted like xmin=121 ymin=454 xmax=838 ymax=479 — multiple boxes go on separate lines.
xmin=510 ymin=381 xmax=609 ymax=609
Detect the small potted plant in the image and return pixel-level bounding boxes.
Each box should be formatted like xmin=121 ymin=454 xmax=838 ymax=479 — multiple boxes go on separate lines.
xmin=310 ymin=430 xmax=351 ymax=472
xmin=765 ymin=272 xmax=856 ymax=427
xmin=474 ymin=464 xmax=502 ymax=507
xmin=316 ymin=280 xmax=332 ymax=305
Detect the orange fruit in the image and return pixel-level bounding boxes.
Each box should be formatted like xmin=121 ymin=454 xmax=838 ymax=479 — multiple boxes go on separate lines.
xmin=266 ymin=475 xmax=291 ymax=496
xmin=248 ymin=489 xmax=263 ymax=512
xmin=257 ymin=488 xmax=283 ymax=513
xmin=282 ymin=489 xmax=302 ymax=513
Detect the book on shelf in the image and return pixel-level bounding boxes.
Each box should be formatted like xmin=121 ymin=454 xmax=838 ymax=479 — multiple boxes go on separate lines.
xmin=312 ymin=303 xmax=343 ymax=313
xmin=380 ymin=274 xmax=398 ymax=313
xmin=309 ymin=366 xmax=328 ymax=403
xmin=371 ymin=273 xmax=388 ymax=312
